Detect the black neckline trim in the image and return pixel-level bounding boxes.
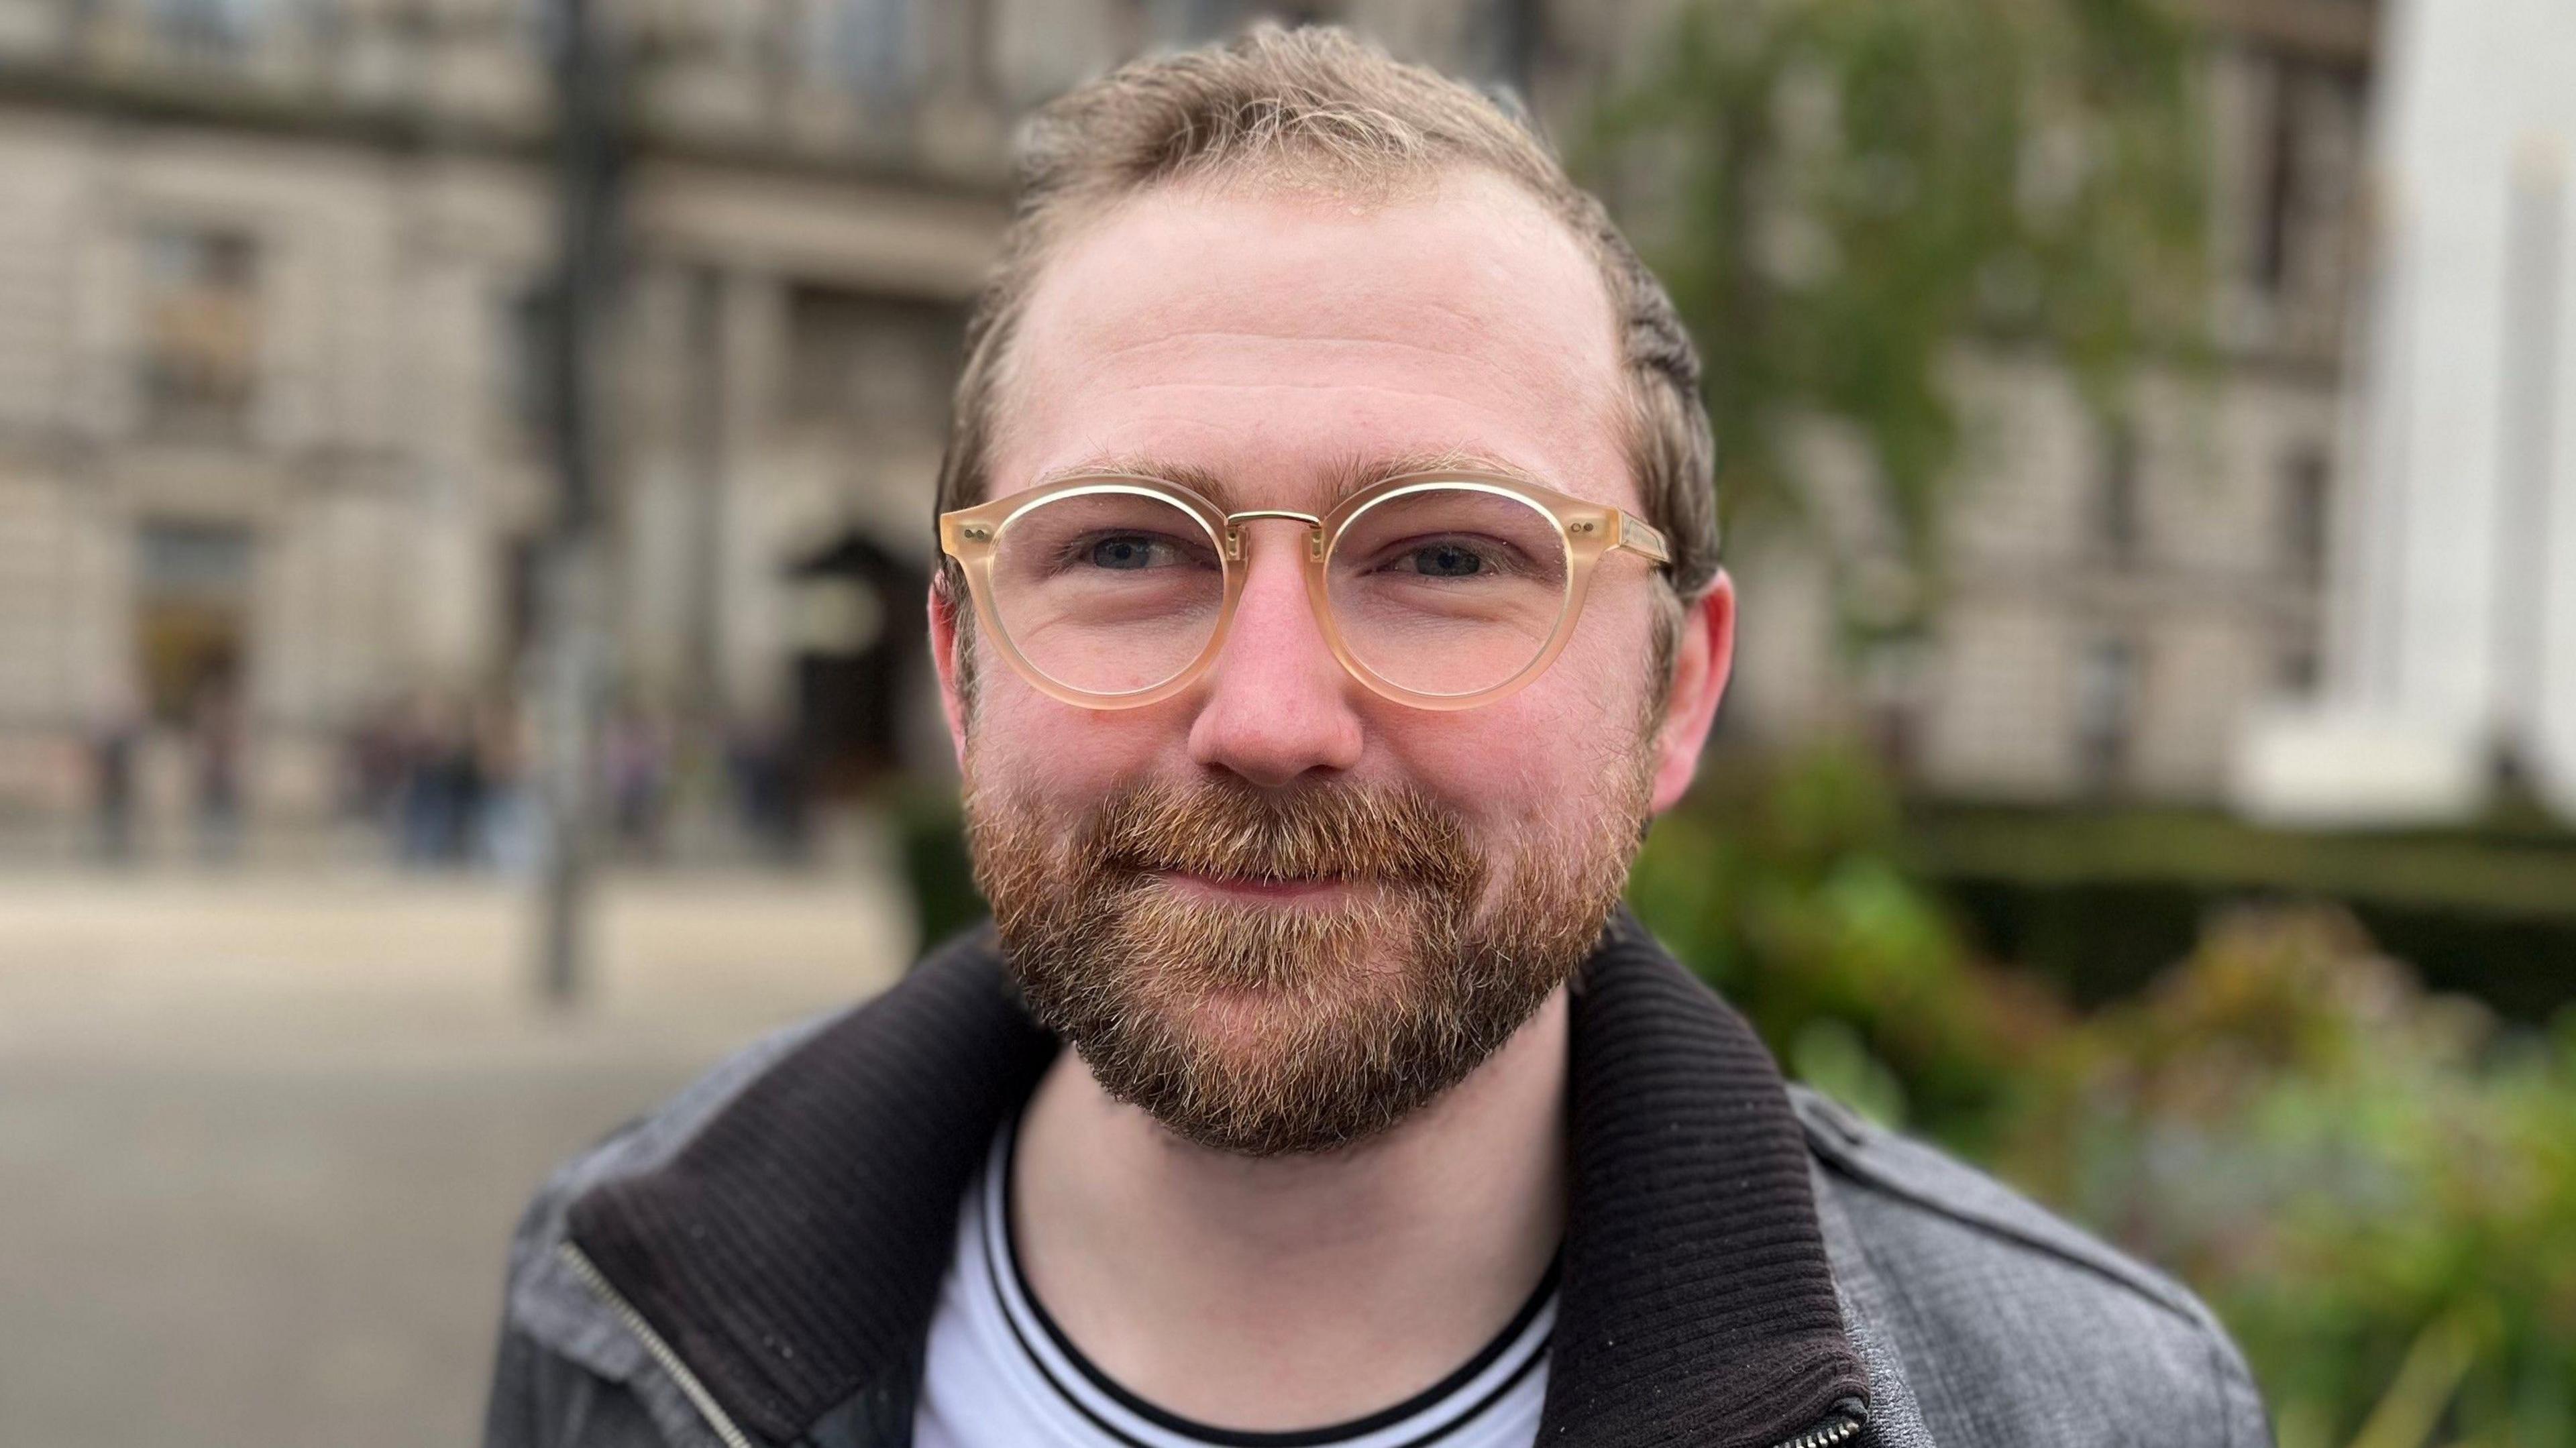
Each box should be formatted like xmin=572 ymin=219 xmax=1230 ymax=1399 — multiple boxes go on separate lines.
xmin=563 ymin=909 xmax=1871 ymax=1448
xmin=989 ymin=1115 xmax=1560 ymax=1448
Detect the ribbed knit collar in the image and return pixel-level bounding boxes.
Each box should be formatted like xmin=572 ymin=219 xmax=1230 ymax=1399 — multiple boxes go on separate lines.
xmin=566 ymin=908 xmax=1870 ymax=1447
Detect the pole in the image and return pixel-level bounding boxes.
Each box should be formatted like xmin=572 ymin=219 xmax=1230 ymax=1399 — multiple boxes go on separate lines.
xmin=534 ymin=0 xmax=620 ymax=1007
xmin=1496 ymin=0 xmax=1541 ymax=99
xmin=2495 ymin=141 xmax=2562 ymax=779
xmin=684 ymin=267 xmax=729 ymax=846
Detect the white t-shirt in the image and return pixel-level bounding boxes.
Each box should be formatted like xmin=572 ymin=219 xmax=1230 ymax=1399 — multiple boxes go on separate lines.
xmin=914 ymin=1123 xmax=1556 ymax=1448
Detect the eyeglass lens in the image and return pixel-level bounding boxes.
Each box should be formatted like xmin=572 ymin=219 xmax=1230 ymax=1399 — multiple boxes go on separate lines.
xmin=987 ymin=487 xmax=1229 ymax=695
xmin=983 ymin=483 xmax=1572 ymax=700
xmin=1325 ymin=484 xmax=1569 ymax=695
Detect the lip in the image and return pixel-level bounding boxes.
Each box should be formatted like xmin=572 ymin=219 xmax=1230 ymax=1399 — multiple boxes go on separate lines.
xmin=1151 ymin=870 xmax=1354 ymax=903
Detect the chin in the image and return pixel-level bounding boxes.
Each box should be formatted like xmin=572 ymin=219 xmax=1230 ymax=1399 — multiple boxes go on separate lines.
xmin=1167 ymin=962 xmax=1400 ymax=1044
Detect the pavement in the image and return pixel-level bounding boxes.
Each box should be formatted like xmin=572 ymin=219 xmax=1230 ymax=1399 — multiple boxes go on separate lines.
xmin=0 ymin=865 xmax=914 ymax=1448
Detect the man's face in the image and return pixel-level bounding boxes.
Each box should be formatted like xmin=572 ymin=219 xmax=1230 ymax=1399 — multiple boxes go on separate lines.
xmin=938 ymin=168 xmax=1732 ymax=1154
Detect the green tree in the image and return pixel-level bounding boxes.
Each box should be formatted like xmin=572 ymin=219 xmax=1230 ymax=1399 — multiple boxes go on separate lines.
xmin=1586 ymin=0 xmax=2209 ymax=645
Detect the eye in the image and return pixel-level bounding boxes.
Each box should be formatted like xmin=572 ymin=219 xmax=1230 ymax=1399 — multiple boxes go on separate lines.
xmin=1082 ymin=533 xmax=1190 ymax=571
xmin=1364 ymin=534 xmax=1525 ymax=579
xmin=1409 ymin=541 xmax=1487 ymax=577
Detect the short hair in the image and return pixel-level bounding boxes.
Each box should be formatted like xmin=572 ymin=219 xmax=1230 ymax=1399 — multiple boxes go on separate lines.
xmin=934 ymin=24 xmax=1717 ymax=681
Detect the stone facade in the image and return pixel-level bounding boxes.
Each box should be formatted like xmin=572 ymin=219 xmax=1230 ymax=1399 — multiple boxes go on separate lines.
xmin=1727 ymin=3 xmax=2377 ymax=803
xmin=0 ymin=0 xmax=2377 ymax=835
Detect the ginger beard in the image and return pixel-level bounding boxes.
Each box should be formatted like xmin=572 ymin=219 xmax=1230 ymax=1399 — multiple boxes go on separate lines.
xmin=965 ymin=755 xmax=1654 ymax=1157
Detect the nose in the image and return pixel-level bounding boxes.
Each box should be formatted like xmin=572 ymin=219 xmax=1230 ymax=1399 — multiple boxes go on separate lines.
xmin=1186 ymin=525 xmax=1364 ymax=788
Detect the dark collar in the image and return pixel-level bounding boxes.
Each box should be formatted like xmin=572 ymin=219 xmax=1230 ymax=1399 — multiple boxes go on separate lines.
xmin=566 ymin=909 xmax=1868 ymax=1447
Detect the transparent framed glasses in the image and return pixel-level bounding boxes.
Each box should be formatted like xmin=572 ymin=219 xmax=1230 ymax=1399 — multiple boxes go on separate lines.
xmin=938 ymin=470 xmax=1674 ymax=711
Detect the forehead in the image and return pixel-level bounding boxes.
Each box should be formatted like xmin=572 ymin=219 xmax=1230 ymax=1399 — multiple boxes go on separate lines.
xmin=991 ymin=167 xmax=1635 ymax=514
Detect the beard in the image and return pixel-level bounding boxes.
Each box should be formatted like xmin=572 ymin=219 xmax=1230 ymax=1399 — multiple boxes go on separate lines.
xmin=965 ymin=760 xmax=1652 ymax=1157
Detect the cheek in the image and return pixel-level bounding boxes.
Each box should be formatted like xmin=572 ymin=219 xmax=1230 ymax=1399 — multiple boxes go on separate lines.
xmin=1431 ymin=599 xmax=1655 ymax=816
xmin=1379 ymin=669 xmax=1633 ymax=851
xmin=965 ymin=679 xmax=1176 ymax=803
xmin=1341 ymin=588 xmax=1659 ymax=831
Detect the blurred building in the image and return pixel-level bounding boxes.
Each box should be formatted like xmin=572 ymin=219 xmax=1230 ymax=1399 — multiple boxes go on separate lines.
xmin=1727 ymin=0 xmax=2381 ymax=805
xmin=2238 ymin=0 xmax=2576 ymax=825
xmin=0 ymin=0 xmax=1582 ymax=846
xmin=0 ymin=0 xmax=1008 ymax=840
xmin=0 ymin=0 xmax=2382 ymax=843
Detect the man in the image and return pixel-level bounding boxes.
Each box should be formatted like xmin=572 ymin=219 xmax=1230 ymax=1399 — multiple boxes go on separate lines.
xmin=485 ymin=27 xmax=2269 ymax=1448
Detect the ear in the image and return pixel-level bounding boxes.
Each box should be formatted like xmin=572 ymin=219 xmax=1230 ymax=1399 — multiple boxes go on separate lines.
xmin=1648 ymin=570 xmax=1736 ymax=814
xmin=927 ymin=578 xmax=971 ymax=773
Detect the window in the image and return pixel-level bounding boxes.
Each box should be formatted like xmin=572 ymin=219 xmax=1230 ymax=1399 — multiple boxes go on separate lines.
xmin=2251 ymin=56 xmax=2365 ymax=300
xmin=782 ymin=284 xmax=962 ymax=433
xmin=150 ymin=0 xmax=267 ymax=56
xmin=2253 ymin=56 xmax=2300 ymax=294
xmin=1139 ymin=0 xmax=1333 ymax=43
xmin=1140 ymin=0 xmax=1244 ymax=42
xmin=498 ymin=282 xmax=558 ymax=441
xmin=2279 ymin=444 xmax=2330 ymax=577
xmin=2074 ymin=634 xmax=2137 ymax=793
xmin=2278 ymin=640 xmax=2320 ymax=695
xmin=800 ymin=0 xmax=922 ymax=109
xmin=138 ymin=225 xmax=260 ymax=441
xmin=987 ymin=0 xmax=1127 ymax=104
xmin=136 ymin=522 xmax=253 ymax=725
xmin=2092 ymin=417 xmax=2141 ymax=565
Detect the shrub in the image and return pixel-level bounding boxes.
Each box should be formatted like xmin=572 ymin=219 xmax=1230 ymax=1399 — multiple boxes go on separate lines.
xmin=1633 ymin=749 xmax=2576 ymax=1447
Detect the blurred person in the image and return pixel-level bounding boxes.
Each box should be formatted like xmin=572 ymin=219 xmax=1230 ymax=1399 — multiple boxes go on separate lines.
xmin=397 ymin=691 xmax=481 ymax=867
xmin=89 ymin=689 xmax=142 ymax=864
xmin=725 ymin=708 xmax=808 ymax=858
xmin=343 ymin=694 xmax=411 ymax=828
xmin=392 ymin=690 xmax=439 ymax=862
xmin=603 ymin=700 xmax=671 ymax=858
xmin=191 ymin=671 xmax=244 ymax=864
xmin=476 ymin=692 xmax=541 ymax=874
xmin=484 ymin=27 xmax=2267 ymax=1448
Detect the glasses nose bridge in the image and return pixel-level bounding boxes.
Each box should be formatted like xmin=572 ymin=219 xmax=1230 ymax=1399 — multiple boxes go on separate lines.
xmin=1220 ymin=509 xmax=1326 ymax=564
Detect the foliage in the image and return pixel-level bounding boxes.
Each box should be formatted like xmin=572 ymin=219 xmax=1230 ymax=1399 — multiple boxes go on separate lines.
xmin=1628 ymin=744 xmax=2061 ymax=1152
xmin=2005 ymin=909 xmax=2576 ymax=1448
xmin=1632 ymin=752 xmax=2576 ymax=1448
xmin=891 ymin=783 xmax=985 ymax=952
xmin=1583 ymin=0 xmax=2209 ymax=638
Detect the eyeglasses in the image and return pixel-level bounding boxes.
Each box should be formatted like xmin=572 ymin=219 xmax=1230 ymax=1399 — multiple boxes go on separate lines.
xmin=938 ymin=470 xmax=1673 ymax=711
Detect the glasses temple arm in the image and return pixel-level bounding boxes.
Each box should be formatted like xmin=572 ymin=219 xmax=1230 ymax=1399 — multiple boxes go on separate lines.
xmin=1613 ymin=514 xmax=1672 ymax=567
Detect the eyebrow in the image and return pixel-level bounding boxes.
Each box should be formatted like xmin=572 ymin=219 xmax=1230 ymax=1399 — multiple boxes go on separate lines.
xmin=1030 ymin=447 xmax=1558 ymax=512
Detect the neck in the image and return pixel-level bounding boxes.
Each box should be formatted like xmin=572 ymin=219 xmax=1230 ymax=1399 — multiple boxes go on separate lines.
xmin=1010 ymin=987 xmax=1570 ymax=1433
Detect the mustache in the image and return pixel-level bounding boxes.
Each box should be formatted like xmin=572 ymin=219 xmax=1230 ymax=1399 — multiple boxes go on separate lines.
xmin=1076 ymin=777 xmax=1486 ymax=894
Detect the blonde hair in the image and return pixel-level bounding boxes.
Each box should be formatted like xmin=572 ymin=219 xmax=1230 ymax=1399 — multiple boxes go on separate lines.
xmin=935 ymin=24 xmax=1717 ymax=675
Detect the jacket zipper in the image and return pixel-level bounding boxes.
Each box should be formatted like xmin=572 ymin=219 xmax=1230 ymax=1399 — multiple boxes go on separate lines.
xmin=1770 ymin=1401 xmax=1867 ymax=1448
xmin=558 ymin=1241 xmax=763 ymax=1448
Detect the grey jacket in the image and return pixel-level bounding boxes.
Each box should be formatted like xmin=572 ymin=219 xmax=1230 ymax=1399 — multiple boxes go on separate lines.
xmin=483 ymin=915 xmax=2270 ymax=1448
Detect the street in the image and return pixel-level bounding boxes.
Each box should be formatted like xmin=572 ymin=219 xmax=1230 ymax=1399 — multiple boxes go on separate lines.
xmin=0 ymin=866 xmax=911 ymax=1447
